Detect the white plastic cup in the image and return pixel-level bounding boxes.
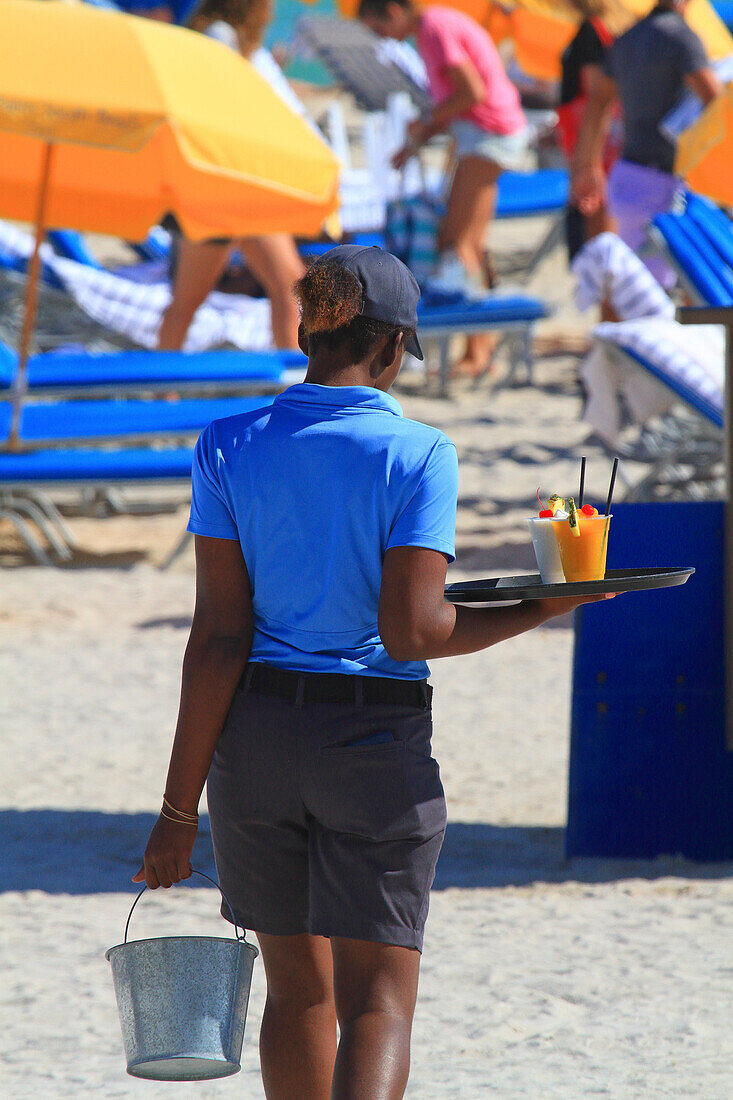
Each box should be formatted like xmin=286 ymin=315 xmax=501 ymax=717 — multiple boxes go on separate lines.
xmin=526 ymin=518 xmax=565 ymax=584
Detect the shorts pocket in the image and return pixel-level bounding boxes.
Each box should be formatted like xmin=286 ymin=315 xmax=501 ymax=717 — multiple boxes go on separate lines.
xmin=315 ymin=739 xmax=416 ymax=842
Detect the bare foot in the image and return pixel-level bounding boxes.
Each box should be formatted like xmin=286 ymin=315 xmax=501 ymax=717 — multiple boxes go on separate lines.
xmin=450 ymin=355 xmax=497 ymax=379
xmin=450 ymin=332 xmax=498 ymax=378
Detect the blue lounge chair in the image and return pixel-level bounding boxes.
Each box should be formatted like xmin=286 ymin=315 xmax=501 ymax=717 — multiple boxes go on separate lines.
xmin=0 ymin=445 xmax=195 ymax=485
xmin=650 ymin=193 xmax=733 ymax=307
xmin=0 ymin=244 xmax=65 ymax=291
xmin=496 ymin=168 xmax=569 ymax=276
xmin=0 ymin=444 xmax=198 ymax=565
xmin=595 ymin=321 xmax=723 ymax=428
xmin=0 ymin=438 xmax=219 ymax=567
xmin=495 ymin=169 xmax=569 ymax=220
xmin=417 ymin=291 xmax=551 ymax=395
xmin=0 ymin=341 xmax=303 ymax=564
xmin=0 ymin=395 xmax=275 ymax=446
xmin=591 ymin=316 xmax=723 ymax=500
xmin=16 ymin=218 xmax=552 ymax=395
xmin=0 ymin=343 xmax=305 ymax=397
xmin=0 ymin=390 xmax=278 ymax=564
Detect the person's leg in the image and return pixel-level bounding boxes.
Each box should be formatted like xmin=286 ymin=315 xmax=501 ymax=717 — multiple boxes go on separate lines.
xmin=438 ymin=156 xmax=501 ymax=375
xmin=239 ymin=234 xmax=306 ymax=349
xmin=438 ymin=155 xmax=501 ymax=281
xmin=207 ymin=688 xmax=328 ymax=1098
xmin=330 ymin=937 xmax=421 ymax=1100
xmin=156 ymin=238 xmax=232 ymax=350
xmin=256 ymin=931 xmax=337 ymax=1100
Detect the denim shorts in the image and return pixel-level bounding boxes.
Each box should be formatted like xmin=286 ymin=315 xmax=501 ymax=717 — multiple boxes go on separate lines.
xmin=451 ymin=120 xmax=530 ymax=171
xmin=206 ymin=674 xmax=447 ymax=951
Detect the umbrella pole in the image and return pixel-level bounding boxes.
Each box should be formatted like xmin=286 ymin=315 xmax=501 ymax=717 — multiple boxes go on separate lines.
xmin=7 ymin=142 xmax=54 ymax=450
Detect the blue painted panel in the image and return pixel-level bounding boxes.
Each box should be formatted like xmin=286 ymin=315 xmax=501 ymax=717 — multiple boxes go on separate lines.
xmin=567 ymin=501 xmax=733 ymax=860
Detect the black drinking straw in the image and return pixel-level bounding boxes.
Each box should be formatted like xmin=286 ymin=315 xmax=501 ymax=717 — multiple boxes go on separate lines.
xmin=604 ymin=457 xmax=619 ymax=516
xmin=578 ymin=456 xmax=586 ymax=508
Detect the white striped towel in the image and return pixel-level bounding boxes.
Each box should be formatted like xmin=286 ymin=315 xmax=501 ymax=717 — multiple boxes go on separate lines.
xmin=572 ymin=232 xmax=675 ymax=321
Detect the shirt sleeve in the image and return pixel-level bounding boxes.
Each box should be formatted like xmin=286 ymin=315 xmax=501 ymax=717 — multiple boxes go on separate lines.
xmin=676 ymin=26 xmax=708 ymax=77
xmin=387 ymin=439 xmax=459 ymax=561
xmin=420 ymin=15 xmax=469 ymax=72
xmin=187 ymin=426 xmax=240 ymax=540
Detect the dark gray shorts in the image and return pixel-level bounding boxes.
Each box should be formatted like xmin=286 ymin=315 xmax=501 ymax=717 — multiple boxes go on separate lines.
xmin=207 ymin=674 xmax=447 ymax=951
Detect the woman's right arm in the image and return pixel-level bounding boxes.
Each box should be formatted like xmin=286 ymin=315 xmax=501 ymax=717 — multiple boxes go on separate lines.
xmin=133 ymin=535 xmax=253 ymax=889
xmin=378 ymin=546 xmax=613 ymax=661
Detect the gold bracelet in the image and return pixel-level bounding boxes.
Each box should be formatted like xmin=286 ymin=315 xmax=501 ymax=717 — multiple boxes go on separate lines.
xmin=160 ymin=807 xmax=198 ymax=827
xmin=163 ymin=795 xmax=198 ymax=822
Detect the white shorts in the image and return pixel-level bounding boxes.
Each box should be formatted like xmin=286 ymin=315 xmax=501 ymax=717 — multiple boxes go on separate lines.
xmin=451 ymin=120 xmax=530 ymax=172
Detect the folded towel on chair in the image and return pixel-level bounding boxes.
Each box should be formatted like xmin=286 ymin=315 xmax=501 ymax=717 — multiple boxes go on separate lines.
xmin=585 ymin=317 xmax=724 ymax=444
xmin=572 ymin=233 xmax=679 ymax=444
xmin=572 ymin=232 xmax=675 ymax=321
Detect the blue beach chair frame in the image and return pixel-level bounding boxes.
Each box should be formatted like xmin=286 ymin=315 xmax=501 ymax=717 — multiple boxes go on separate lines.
xmin=592 ymin=326 xmax=723 ymax=501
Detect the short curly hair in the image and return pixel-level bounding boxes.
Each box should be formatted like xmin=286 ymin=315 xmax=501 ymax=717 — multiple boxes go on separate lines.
xmin=294 ymin=260 xmax=414 ymax=360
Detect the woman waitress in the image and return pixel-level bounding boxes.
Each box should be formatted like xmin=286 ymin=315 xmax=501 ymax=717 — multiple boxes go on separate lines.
xmin=135 ymin=245 xmax=610 ymax=1099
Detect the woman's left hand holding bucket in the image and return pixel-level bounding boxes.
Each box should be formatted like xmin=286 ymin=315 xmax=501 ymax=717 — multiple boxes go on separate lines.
xmin=133 ymin=814 xmax=196 ymax=890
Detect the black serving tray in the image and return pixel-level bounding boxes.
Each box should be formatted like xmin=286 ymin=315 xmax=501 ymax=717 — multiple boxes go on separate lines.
xmin=444 ymin=567 xmax=695 ymax=603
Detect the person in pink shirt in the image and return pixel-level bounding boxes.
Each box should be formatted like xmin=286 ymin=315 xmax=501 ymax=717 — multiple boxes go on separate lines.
xmin=360 ymin=0 xmax=529 ymax=373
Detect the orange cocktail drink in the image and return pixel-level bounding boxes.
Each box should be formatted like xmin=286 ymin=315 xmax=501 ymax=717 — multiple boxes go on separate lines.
xmin=553 ymin=514 xmax=611 ymax=582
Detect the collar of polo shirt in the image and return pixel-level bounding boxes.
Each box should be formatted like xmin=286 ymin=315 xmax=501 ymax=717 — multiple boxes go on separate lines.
xmin=274 ymin=383 xmax=404 ymax=417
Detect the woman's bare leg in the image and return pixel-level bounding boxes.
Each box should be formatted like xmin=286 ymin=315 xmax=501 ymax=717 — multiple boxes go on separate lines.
xmin=156 ymin=238 xmax=232 ymax=350
xmin=438 ymin=155 xmax=501 ymax=280
xmin=330 ymin=937 xmax=421 ymax=1100
xmin=438 ymin=156 xmax=502 ymax=375
xmin=256 ymin=932 xmax=337 ymax=1100
xmin=239 ymin=235 xmax=305 ymax=349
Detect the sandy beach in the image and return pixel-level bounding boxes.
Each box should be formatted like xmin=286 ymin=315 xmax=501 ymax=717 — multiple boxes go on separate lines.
xmin=2 ymin=316 xmax=732 ymax=1097
xmin=4 ymin=0 xmax=733 ymax=1085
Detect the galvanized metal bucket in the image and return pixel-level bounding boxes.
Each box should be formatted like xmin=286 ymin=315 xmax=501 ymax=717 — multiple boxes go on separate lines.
xmin=106 ymin=869 xmax=258 ymax=1081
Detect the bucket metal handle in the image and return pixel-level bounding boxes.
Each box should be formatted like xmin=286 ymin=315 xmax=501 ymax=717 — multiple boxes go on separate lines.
xmin=125 ymin=869 xmax=245 ymax=944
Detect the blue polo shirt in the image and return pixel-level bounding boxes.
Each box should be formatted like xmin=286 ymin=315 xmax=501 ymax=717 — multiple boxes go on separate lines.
xmin=188 ymin=383 xmax=459 ymax=680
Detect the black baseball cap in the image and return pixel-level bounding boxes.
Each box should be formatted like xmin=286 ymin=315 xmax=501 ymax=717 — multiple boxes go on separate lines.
xmin=315 ymin=243 xmax=423 ymax=360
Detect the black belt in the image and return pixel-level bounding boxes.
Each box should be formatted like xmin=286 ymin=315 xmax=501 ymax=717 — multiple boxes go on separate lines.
xmin=243 ymin=663 xmax=432 ymax=708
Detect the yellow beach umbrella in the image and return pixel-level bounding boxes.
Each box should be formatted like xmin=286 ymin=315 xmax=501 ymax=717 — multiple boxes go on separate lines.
xmin=0 ymin=0 xmax=340 ymax=444
xmin=0 ymin=0 xmax=339 ymax=240
xmin=675 ymin=82 xmax=733 ymax=206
